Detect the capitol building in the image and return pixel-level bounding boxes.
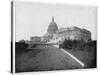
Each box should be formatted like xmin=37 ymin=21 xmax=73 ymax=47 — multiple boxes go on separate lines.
xmin=41 ymin=16 xmax=91 ymax=43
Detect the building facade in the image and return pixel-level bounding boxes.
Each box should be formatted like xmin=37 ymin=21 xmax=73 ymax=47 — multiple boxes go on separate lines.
xmin=42 ymin=17 xmax=91 ymax=42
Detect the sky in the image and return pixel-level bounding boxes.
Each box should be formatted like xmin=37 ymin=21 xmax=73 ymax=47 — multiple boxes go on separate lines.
xmin=15 ymin=1 xmax=97 ymax=41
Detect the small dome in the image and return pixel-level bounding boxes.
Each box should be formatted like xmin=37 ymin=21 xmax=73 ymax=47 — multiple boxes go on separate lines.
xmin=47 ymin=17 xmax=58 ymax=34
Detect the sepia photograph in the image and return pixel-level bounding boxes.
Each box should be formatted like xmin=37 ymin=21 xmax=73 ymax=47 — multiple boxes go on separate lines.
xmin=11 ymin=1 xmax=97 ymax=73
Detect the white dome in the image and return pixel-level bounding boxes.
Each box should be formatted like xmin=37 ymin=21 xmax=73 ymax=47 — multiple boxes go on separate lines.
xmin=47 ymin=17 xmax=58 ymax=34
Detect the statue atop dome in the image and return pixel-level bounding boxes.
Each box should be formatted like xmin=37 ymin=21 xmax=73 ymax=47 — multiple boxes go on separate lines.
xmin=47 ymin=16 xmax=58 ymax=34
xmin=52 ymin=16 xmax=54 ymax=22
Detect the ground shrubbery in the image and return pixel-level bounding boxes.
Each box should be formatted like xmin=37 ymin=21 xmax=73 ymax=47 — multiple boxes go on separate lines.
xmin=59 ymin=39 xmax=96 ymax=51
xmin=15 ymin=42 xmax=29 ymax=53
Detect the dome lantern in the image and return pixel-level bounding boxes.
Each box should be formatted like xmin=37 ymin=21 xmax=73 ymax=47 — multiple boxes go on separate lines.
xmin=52 ymin=16 xmax=54 ymax=22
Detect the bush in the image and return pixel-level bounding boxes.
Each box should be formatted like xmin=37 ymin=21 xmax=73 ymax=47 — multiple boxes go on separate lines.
xmin=15 ymin=42 xmax=28 ymax=53
xmin=59 ymin=39 xmax=88 ymax=50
